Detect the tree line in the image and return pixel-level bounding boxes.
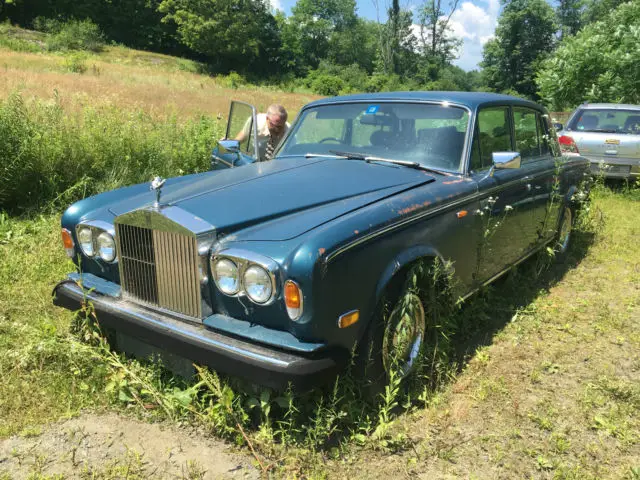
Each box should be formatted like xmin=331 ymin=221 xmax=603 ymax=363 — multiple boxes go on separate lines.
xmin=1 ymin=0 xmax=638 ymax=108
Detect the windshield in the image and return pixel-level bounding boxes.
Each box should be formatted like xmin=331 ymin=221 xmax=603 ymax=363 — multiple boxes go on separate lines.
xmin=567 ymin=108 xmax=640 ymax=134
xmin=278 ymin=102 xmax=470 ymax=172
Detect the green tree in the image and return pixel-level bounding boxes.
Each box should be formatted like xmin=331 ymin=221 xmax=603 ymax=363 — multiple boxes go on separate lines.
xmin=375 ymin=0 xmax=417 ymax=77
xmin=327 ymin=18 xmax=378 ymax=72
xmin=557 ymin=0 xmax=583 ymax=38
xmin=417 ymin=0 xmax=462 ymax=66
xmin=581 ymin=0 xmax=626 ymax=25
xmin=537 ymin=0 xmax=640 ymax=110
xmin=158 ymin=0 xmax=281 ymax=73
xmin=481 ymin=0 xmax=556 ymax=99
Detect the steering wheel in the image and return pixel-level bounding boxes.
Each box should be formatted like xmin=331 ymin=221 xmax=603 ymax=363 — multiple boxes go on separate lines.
xmin=318 ymin=137 xmax=343 ymax=144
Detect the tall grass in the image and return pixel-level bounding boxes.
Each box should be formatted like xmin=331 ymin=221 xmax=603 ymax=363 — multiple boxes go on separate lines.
xmin=0 ymin=91 xmax=222 ymax=213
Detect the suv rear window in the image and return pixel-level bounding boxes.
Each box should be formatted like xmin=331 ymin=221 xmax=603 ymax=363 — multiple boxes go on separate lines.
xmin=568 ymin=109 xmax=640 ymax=134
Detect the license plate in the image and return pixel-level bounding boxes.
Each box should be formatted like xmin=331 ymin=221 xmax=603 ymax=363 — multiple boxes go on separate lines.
xmin=596 ymin=165 xmax=631 ymax=174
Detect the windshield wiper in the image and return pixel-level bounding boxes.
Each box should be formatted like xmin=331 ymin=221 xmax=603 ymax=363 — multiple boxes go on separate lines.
xmin=324 ymin=150 xmax=448 ymax=175
xmin=586 ymin=128 xmax=619 ymax=133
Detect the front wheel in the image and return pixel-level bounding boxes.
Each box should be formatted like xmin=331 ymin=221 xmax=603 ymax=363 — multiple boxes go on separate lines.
xmin=356 ymin=276 xmax=429 ymax=393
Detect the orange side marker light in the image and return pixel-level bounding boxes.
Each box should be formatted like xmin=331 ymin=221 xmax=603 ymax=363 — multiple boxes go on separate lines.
xmin=338 ymin=310 xmax=359 ymax=329
xmin=456 ymin=210 xmax=468 ymax=218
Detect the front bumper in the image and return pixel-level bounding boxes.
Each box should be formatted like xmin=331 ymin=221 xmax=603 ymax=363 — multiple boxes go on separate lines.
xmin=53 ymin=280 xmax=344 ymax=390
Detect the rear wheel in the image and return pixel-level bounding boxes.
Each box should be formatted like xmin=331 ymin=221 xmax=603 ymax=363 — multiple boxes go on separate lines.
xmin=555 ymin=205 xmax=573 ymax=259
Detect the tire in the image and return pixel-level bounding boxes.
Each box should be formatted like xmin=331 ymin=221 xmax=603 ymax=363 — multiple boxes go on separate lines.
xmin=356 ymin=274 xmax=427 ymax=394
xmin=554 ymin=205 xmax=573 ymax=261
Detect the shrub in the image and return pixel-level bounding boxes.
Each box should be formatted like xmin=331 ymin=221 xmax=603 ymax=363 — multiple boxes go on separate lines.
xmin=0 ymin=92 xmax=223 ymax=213
xmin=45 ymin=19 xmax=105 ymax=53
xmin=219 ymin=71 xmax=246 ymax=89
xmin=310 ymin=74 xmax=345 ymax=96
xmin=62 ymin=53 xmax=88 ymax=73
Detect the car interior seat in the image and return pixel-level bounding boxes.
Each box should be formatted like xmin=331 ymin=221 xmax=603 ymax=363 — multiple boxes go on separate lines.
xmin=369 ymin=130 xmax=393 ymax=148
xmin=578 ymin=114 xmax=599 ymax=130
xmin=623 ymin=115 xmax=640 ymax=132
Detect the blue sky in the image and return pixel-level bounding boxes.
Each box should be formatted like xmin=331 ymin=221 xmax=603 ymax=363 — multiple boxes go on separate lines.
xmin=271 ymin=0 xmax=501 ymax=71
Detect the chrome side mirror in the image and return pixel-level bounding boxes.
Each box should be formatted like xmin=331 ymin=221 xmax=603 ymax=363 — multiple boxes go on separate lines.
xmin=484 ymin=152 xmax=521 ymax=179
xmin=217 ymin=139 xmax=240 ymax=154
xmin=493 ymin=151 xmax=521 ymax=170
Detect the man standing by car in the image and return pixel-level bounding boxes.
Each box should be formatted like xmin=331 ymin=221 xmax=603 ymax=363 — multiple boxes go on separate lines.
xmin=236 ymin=104 xmax=290 ymax=161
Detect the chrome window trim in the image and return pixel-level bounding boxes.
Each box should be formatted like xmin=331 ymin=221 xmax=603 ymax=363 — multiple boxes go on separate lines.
xmin=278 ymin=100 xmax=473 ymax=174
xmin=211 ymin=249 xmax=279 ymax=305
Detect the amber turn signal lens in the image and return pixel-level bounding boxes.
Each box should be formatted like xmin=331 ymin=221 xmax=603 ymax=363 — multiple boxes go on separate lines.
xmin=61 ymin=228 xmax=74 ymax=258
xmin=284 ymin=280 xmax=303 ymax=321
xmin=338 ymin=310 xmax=359 ymax=329
xmin=284 ymin=280 xmax=301 ymax=308
xmin=61 ymin=229 xmax=73 ymax=249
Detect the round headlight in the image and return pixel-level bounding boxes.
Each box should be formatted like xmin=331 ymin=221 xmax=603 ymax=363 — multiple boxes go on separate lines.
xmin=77 ymin=227 xmax=94 ymax=257
xmin=97 ymin=232 xmax=116 ymax=262
xmin=213 ymin=258 xmax=239 ymax=295
xmin=243 ymin=265 xmax=273 ymax=304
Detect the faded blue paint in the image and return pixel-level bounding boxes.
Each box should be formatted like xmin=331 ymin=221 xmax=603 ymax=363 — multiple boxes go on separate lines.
xmin=55 ymin=92 xmax=591 ymax=370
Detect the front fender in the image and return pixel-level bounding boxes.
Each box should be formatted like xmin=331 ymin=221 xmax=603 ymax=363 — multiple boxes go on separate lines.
xmin=374 ymin=245 xmax=449 ymax=302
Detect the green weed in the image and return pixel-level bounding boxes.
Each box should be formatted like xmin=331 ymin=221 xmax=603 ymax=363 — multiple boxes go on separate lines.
xmin=0 ymin=91 xmax=222 ymax=213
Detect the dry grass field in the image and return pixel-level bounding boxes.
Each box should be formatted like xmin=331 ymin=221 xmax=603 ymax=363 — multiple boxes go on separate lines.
xmin=0 ymin=46 xmax=318 ymax=120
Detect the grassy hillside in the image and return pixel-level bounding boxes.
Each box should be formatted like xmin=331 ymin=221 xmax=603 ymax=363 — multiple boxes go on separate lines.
xmin=1 ymin=23 xmax=638 ymax=479
xmin=0 ymin=24 xmax=319 ymax=213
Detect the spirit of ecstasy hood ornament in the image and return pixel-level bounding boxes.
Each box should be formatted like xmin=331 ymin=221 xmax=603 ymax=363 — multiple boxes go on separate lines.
xmin=150 ymin=176 xmax=166 ymax=208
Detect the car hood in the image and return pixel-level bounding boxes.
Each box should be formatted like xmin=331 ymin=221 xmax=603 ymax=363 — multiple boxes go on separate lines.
xmin=108 ymin=157 xmax=434 ymax=241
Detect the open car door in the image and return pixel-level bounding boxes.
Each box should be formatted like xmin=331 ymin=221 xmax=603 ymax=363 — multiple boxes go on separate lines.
xmin=210 ymin=101 xmax=260 ymax=170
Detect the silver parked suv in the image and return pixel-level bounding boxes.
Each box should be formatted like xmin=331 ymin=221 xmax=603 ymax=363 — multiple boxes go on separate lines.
xmin=556 ymin=103 xmax=640 ymax=180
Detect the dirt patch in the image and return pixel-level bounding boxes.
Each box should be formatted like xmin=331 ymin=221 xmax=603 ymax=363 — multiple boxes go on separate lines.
xmin=0 ymin=413 xmax=258 ymax=479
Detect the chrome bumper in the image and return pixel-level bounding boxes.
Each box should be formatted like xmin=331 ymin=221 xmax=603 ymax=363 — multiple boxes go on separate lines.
xmin=53 ymin=280 xmax=343 ymax=390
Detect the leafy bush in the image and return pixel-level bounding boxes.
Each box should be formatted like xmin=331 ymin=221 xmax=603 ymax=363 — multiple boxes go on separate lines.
xmin=310 ymin=74 xmax=345 ymax=96
xmin=219 ymin=71 xmax=246 ymax=89
xmin=62 ymin=52 xmax=88 ymax=73
xmin=45 ymin=19 xmax=105 ymax=52
xmin=537 ymin=1 xmax=640 ymax=109
xmin=0 ymin=92 xmax=223 ymax=213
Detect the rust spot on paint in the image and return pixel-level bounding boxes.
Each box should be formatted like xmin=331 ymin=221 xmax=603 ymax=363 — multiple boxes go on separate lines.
xmin=318 ymin=248 xmax=326 ymax=255
xmin=442 ymin=178 xmax=464 ymax=185
xmin=398 ymin=200 xmax=432 ymax=215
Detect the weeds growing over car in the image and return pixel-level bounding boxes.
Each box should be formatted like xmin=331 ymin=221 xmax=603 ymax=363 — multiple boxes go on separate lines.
xmin=62 ymin=198 xmax=603 ymax=474
xmin=1 ymin=184 xmax=627 ymax=476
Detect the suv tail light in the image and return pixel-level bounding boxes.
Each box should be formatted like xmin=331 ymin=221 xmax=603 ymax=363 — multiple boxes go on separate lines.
xmin=558 ymin=135 xmax=580 ymax=154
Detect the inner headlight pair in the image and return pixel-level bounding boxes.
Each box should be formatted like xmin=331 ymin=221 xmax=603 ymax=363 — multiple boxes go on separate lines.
xmin=212 ymin=256 xmax=274 ymax=304
xmin=75 ymin=224 xmax=117 ymax=262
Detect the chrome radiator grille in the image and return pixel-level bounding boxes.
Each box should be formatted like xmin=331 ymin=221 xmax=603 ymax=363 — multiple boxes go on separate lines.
xmin=116 ymin=223 xmax=202 ymax=318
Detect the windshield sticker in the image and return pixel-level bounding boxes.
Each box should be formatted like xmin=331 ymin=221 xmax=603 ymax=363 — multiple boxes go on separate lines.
xmin=365 ymin=105 xmax=379 ymax=114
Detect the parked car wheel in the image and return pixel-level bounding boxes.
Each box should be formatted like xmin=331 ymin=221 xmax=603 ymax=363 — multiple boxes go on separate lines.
xmin=356 ymin=271 xmax=428 ymax=393
xmin=555 ymin=205 xmax=573 ymax=260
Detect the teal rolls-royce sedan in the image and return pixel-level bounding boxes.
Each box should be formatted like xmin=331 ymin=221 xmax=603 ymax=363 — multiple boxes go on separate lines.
xmin=53 ymin=92 xmax=590 ymax=389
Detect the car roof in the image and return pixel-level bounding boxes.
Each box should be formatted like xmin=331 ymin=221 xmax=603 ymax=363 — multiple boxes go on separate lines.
xmin=578 ymin=103 xmax=640 ymax=111
xmin=304 ymin=91 xmax=544 ymax=111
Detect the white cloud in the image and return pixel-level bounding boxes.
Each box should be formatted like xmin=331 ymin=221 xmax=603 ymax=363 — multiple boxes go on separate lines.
xmin=269 ymin=0 xmax=283 ymax=12
xmin=407 ymin=0 xmax=499 ymax=71
xmin=448 ymin=0 xmax=500 ymax=71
